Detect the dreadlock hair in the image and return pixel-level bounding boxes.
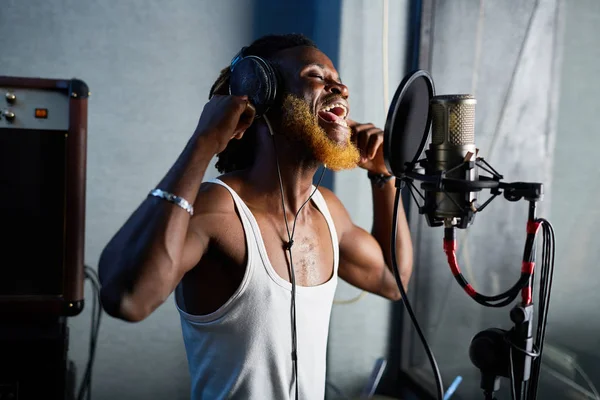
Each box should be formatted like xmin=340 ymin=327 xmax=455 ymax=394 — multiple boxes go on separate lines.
xmin=210 ymin=33 xmax=318 ymax=174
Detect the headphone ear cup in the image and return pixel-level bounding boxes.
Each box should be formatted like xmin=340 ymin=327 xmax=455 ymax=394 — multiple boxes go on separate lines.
xmin=229 ymin=56 xmax=277 ymax=117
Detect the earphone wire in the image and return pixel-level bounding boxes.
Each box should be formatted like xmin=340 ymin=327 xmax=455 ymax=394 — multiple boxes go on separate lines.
xmin=265 ymin=115 xmax=326 ymax=400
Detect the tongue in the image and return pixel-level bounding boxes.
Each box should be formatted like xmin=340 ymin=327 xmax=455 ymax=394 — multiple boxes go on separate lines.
xmin=318 ymin=111 xmax=339 ymax=122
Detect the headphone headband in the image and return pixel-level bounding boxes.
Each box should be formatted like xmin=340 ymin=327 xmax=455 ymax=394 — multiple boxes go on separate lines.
xmin=230 ymin=46 xmax=249 ymax=71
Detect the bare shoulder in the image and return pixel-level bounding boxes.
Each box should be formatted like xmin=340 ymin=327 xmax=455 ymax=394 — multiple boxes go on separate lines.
xmin=317 ymin=186 xmax=353 ymax=237
xmin=188 ymin=180 xmax=239 ymax=239
xmin=317 ymin=186 xmax=344 ymax=211
xmin=195 ymin=180 xmax=236 ymax=214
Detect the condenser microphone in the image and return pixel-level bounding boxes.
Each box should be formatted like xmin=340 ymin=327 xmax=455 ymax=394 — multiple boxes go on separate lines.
xmin=384 ymin=70 xmax=513 ymax=230
xmin=383 ymin=70 xmax=550 ymax=400
xmin=422 ymin=95 xmax=479 ymax=228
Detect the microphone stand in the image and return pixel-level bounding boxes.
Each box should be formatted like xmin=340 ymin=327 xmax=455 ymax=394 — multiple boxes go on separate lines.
xmin=469 ymin=187 xmax=542 ymax=400
xmin=399 ymin=157 xmax=553 ymax=400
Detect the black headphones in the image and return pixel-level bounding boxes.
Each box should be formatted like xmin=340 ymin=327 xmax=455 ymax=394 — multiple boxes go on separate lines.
xmin=229 ymin=46 xmax=279 ymax=117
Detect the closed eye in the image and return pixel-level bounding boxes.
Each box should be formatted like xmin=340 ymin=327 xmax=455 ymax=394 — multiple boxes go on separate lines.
xmin=310 ymin=74 xmax=325 ymax=80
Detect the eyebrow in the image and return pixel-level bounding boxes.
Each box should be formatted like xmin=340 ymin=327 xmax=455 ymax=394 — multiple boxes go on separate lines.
xmin=305 ymin=62 xmax=343 ymax=84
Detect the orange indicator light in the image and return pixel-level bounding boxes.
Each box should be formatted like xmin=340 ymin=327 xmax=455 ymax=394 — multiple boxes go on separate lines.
xmin=35 ymin=108 xmax=48 ymax=119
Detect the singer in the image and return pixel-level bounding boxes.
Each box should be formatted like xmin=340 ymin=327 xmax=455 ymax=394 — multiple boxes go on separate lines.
xmin=98 ymin=34 xmax=412 ymax=400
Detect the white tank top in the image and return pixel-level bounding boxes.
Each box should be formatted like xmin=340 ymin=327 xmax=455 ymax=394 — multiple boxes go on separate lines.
xmin=175 ymin=178 xmax=339 ymax=400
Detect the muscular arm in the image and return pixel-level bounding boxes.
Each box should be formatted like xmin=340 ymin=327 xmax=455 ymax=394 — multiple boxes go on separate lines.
xmin=98 ymin=95 xmax=253 ymax=322
xmin=321 ymin=181 xmax=412 ymax=301
xmin=368 ymin=176 xmax=413 ymax=295
xmin=321 ymin=118 xmax=413 ymax=301
xmin=98 ymin=135 xmax=215 ymax=322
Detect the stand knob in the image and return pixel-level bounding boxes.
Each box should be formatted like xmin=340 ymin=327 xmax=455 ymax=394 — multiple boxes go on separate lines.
xmin=511 ymin=307 xmax=526 ymax=324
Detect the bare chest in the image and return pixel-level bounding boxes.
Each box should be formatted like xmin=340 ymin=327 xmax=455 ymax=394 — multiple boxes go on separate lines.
xmin=252 ymin=209 xmax=334 ymax=287
xmin=180 ymin=202 xmax=335 ymax=316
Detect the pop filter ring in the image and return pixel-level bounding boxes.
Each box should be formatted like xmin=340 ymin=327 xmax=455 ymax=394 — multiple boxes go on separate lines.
xmin=384 ymin=70 xmax=435 ymax=176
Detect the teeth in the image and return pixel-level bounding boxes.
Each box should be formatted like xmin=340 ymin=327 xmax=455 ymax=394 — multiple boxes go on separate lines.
xmin=321 ymin=103 xmax=348 ymax=118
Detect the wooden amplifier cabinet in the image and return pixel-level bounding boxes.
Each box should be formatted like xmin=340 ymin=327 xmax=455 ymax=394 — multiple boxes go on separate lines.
xmin=0 ymin=76 xmax=88 ymax=318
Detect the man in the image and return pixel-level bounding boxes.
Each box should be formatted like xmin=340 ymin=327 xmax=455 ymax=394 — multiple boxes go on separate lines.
xmin=98 ymin=34 xmax=412 ymax=399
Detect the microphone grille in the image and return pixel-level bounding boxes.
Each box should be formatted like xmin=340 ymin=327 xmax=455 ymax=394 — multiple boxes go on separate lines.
xmin=431 ymin=95 xmax=476 ymax=146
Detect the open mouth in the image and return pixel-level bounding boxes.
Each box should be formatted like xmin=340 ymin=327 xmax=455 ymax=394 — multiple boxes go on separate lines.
xmin=317 ymin=102 xmax=349 ymax=128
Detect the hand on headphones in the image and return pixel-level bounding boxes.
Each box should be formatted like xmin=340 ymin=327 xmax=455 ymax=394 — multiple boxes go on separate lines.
xmin=349 ymin=119 xmax=391 ymax=176
xmin=194 ymin=95 xmax=256 ymax=154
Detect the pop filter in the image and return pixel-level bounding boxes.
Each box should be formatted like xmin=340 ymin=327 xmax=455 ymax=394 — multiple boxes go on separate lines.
xmin=383 ymin=70 xmax=435 ymax=177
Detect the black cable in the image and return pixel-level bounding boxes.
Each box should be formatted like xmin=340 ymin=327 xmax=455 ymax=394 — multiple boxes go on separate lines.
xmin=509 ymin=346 xmax=517 ymax=400
xmin=78 ymin=270 xmax=96 ymax=400
xmin=528 ymin=219 xmax=555 ymax=400
xmin=505 ymin=335 xmax=540 ymax=359
xmin=78 ymin=266 xmax=102 ymax=400
xmin=498 ymin=218 xmax=555 ymax=400
xmin=525 ymin=222 xmax=547 ymax=399
xmin=467 ymin=225 xmax=539 ymax=307
xmin=80 ymin=266 xmax=101 ymax=400
xmin=270 ymin=131 xmax=326 ymax=400
xmin=289 ymin=167 xmax=326 ymax=242
xmin=270 ymin=132 xmax=299 ymax=400
xmin=481 ymin=292 xmax=521 ymax=308
xmin=90 ymin=268 xmax=102 ymax=400
xmin=443 ymin=219 xmax=534 ymax=309
xmin=390 ymin=185 xmax=444 ymax=400
xmin=538 ymin=220 xmax=555 ymax=351
xmin=273 ymin=154 xmax=299 ymax=400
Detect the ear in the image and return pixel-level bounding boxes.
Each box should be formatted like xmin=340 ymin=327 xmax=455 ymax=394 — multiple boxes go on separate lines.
xmin=233 ymin=130 xmax=246 ymax=140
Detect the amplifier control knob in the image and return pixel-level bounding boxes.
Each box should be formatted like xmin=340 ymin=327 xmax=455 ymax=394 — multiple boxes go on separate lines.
xmin=3 ymin=110 xmax=15 ymax=122
xmin=5 ymin=92 xmax=16 ymax=104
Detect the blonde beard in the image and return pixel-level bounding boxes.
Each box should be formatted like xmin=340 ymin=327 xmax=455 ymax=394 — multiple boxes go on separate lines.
xmin=280 ymin=94 xmax=360 ymax=171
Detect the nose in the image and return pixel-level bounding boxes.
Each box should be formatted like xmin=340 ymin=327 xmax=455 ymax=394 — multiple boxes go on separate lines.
xmin=326 ymin=81 xmax=349 ymax=98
